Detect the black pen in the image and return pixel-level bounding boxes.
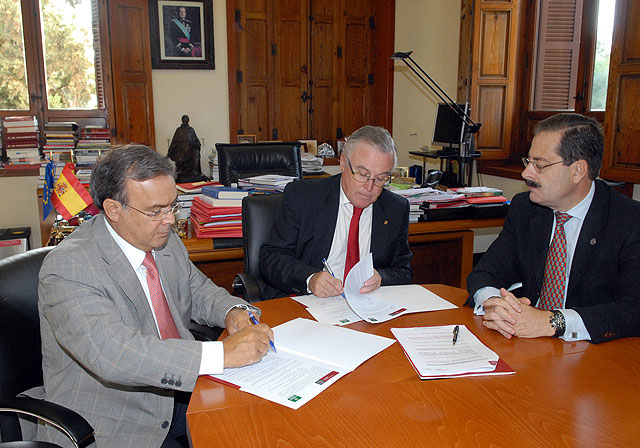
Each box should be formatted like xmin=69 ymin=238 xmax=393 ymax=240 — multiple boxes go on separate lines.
xmin=452 ymin=325 xmax=459 ymax=346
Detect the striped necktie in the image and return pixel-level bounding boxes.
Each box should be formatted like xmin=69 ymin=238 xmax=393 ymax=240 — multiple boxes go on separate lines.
xmin=142 ymin=252 xmax=180 ymax=340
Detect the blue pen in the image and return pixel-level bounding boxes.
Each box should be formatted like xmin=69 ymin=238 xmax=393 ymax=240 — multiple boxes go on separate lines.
xmin=321 ymin=258 xmax=347 ymax=299
xmin=248 ymin=311 xmax=276 ymax=352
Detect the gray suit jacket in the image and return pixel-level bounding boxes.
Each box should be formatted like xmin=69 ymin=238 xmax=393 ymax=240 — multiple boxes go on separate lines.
xmin=32 ymin=214 xmax=245 ymax=447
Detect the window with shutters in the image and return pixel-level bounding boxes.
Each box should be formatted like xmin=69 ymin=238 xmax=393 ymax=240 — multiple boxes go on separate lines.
xmin=0 ymin=0 xmax=109 ymax=127
xmin=530 ymin=0 xmax=615 ymax=113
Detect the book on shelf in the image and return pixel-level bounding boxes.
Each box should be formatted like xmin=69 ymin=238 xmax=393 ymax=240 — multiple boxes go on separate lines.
xmin=201 ymin=185 xmax=250 ymax=200
xmin=3 ymin=117 xmax=38 ymax=127
xmin=5 ymin=132 xmax=39 ymax=141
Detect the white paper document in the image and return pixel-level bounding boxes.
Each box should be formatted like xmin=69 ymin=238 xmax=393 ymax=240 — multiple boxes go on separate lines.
xmin=344 ymin=254 xmax=457 ymax=323
xmin=209 ymin=318 xmax=394 ymax=409
xmin=291 ymin=294 xmax=362 ymax=325
xmin=391 ymin=325 xmax=515 ymax=379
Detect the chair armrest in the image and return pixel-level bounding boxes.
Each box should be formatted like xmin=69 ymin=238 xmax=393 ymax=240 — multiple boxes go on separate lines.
xmin=188 ymin=321 xmax=223 ymax=342
xmin=233 ymin=273 xmax=262 ymax=303
xmin=0 ymin=397 xmax=94 ymax=448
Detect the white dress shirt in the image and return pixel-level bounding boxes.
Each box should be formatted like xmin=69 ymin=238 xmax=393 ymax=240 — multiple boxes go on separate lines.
xmin=105 ymin=220 xmax=224 ymax=374
xmin=473 ymin=181 xmax=596 ymax=341
xmin=306 ymin=184 xmax=373 ymax=289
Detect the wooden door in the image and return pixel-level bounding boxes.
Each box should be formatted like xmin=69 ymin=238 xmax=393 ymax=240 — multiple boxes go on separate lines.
xmin=107 ymin=0 xmax=155 ymax=146
xmin=601 ymin=0 xmax=640 ymax=183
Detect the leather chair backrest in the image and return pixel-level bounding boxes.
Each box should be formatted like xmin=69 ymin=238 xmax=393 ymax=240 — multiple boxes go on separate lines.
xmin=241 ymin=193 xmax=284 ymax=297
xmin=216 ymin=142 xmax=303 ymax=187
xmin=0 ymin=246 xmax=54 ymax=400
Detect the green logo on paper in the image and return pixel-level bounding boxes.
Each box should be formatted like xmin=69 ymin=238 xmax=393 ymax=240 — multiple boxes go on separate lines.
xmin=288 ymin=395 xmax=302 ymax=402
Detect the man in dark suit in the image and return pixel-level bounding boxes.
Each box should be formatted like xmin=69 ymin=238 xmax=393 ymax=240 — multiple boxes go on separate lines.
xmin=467 ymin=113 xmax=640 ymax=343
xmin=260 ymin=125 xmax=412 ymax=299
xmin=36 ymin=144 xmax=272 ymax=447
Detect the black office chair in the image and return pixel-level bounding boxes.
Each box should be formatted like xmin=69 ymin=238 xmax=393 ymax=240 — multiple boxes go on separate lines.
xmin=0 ymin=246 xmax=95 ymax=448
xmin=216 ymin=142 xmax=303 ymax=187
xmin=232 ymin=193 xmax=284 ymax=302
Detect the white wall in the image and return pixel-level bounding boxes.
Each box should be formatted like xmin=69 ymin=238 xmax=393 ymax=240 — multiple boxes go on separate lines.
xmin=392 ymin=0 xmax=461 ymax=173
xmin=152 ymin=0 xmax=231 ymax=174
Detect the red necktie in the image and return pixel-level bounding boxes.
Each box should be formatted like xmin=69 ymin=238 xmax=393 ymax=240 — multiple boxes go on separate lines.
xmin=538 ymin=212 xmax=572 ymax=310
xmin=142 ymin=252 xmax=180 ymax=340
xmin=344 ymin=205 xmax=364 ymax=280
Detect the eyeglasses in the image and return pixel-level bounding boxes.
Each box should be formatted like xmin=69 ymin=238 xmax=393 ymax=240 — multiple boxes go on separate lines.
xmin=346 ymin=158 xmax=391 ymax=187
xmin=521 ymin=157 xmax=564 ymax=173
xmin=123 ymin=201 xmax=182 ymax=221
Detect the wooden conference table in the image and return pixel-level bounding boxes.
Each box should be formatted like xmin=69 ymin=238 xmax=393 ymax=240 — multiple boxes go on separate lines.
xmin=186 ymin=284 xmax=640 ymax=447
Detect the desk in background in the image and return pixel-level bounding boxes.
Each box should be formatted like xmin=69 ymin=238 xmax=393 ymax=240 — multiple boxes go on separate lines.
xmin=187 ymin=284 xmax=640 ymax=447
xmin=184 ymin=217 xmax=504 ymax=293
xmin=37 ymin=188 xmax=504 ymax=291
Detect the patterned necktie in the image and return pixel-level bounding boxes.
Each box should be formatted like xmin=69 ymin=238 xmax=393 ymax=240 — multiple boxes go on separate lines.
xmin=344 ymin=205 xmax=364 ymax=280
xmin=538 ymin=212 xmax=572 ymax=310
xmin=142 ymin=252 xmax=180 ymax=340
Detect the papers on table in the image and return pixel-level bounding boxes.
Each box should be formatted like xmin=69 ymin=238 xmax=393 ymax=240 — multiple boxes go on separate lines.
xmin=391 ymin=325 xmax=515 ymax=379
xmin=208 ymin=318 xmax=394 ymax=409
xmin=291 ymin=255 xmax=456 ymax=325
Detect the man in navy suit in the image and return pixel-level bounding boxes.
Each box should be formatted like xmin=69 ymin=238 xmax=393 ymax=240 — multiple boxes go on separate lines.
xmin=260 ymin=125 xmax=412 ymax=300
xmin=467 ymin=113 xmax=640 ymax=343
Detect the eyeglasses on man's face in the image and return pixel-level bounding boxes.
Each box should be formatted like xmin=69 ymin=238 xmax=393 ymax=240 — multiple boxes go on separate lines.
xmin=521 ymin=157 xmax=564 ymax=173
xmin=123 ymin=200 xmax=183 ymax=221
xmin=346 ymin=158 xmax=391 ymax=187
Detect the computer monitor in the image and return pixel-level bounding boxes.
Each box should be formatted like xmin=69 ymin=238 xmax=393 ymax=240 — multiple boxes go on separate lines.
xmin=431 ymin=102 xmax=469 ymax=149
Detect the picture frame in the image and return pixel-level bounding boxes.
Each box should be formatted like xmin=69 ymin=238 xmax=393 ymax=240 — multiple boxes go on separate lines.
xmin=237 ymin=134 xmax=256 ymax=144
xmin=299 ymin=139 xmax=317 ymax=155
xmin=149 ymin=0 xmax=215 ymax=70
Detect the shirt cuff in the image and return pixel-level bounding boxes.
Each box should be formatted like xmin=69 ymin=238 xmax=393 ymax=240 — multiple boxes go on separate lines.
xmin=559 ymin=309 xmax=591 ymax=341
xmin=199 ymin=341 xmax=224 ymax=375
xmin=305 ymin=273 xmax=314 ymax=294
xmin=472 ymin=286 xmax=501 ymax=315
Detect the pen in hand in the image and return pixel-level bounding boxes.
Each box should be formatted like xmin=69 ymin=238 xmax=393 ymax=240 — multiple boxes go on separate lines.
xmin=452 ymin=325 xmax=459 ymax=346
xmin=321 ymin=258 xmax=347 ymax=299
xmin=248 ymin=311 xmax=276 ymax=352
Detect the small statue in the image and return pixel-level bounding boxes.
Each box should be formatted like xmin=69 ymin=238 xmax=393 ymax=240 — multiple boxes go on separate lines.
xmin=167 ymin=115 xmax=208 ymax=183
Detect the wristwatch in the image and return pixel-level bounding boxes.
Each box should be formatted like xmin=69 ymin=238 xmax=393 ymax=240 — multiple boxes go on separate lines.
xmin=549 ymin=310 xmax=566 ymax=338
xmin=231 ymin=303 xmax=261 ymax=317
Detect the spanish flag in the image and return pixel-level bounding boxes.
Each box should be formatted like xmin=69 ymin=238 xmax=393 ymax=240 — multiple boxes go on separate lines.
xmin=51 ymin=162 xmax=94 ymax=220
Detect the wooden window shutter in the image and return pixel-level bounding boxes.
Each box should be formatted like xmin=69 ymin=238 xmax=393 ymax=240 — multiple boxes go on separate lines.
xmin=531 ymin=0 xmax=583 ymax=110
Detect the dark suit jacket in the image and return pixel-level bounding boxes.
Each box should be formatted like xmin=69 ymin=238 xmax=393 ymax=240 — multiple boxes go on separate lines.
xmin=466 ymin=179 xmax=640 ymax=343
xmin=260 ymin=174 xmax=412 ymax=298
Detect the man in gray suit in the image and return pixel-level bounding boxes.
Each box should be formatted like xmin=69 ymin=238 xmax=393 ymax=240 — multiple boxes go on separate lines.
xmin=35 ymin=144 xmax=273 ymax=447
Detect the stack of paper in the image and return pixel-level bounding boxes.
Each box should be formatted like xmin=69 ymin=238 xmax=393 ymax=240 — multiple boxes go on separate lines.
xmin=391 ymin=325 xmax=514 ymax=379
xmin=238 ymin=174 xmax=298 ymax=192
xmin=209 ymin=318 xmax=394 ymax=409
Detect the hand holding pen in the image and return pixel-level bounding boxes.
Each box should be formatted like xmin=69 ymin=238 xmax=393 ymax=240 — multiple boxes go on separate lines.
xmin=248 ymin=311 xmax=276 ymax=352
xmin=321 ymin=258 xmax=347 ymax=299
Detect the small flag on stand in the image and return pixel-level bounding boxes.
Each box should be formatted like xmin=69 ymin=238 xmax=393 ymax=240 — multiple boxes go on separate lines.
xmin=42 ymin=158 xmax=56 ymax=221
xmin=51 ymin=162 xmax=94 ymax=220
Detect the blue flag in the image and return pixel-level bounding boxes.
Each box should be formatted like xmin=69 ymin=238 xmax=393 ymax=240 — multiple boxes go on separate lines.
xmin=42 ymin=159 xmax=56 ymax=220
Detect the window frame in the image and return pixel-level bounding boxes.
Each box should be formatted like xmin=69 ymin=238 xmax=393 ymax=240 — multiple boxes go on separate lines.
xmin=0 ymin=0 xmax=112 ymax=130
xmin=515 ymin=0 xmax=606 ymax=155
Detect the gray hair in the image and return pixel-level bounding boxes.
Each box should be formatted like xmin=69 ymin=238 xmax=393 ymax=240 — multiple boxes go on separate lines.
xmin=342 ymin=125 xmax=398 ymax=170
xmin=90 ymin=143 xmax=174 ymax=211
xmin=534 ymin=113 xmax=603 ymax=180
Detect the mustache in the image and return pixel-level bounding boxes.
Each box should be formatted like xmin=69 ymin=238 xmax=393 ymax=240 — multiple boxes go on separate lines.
xmin=524 ymin=179 xmax=541 ymax=188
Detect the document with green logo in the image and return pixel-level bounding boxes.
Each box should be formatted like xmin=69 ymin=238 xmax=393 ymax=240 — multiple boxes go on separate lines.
xmin=208 ymin=318 xmax=394 ymax=409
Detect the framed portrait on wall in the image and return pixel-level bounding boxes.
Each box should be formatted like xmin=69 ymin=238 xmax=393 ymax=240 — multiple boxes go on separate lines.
xmin=149 ymin=0 xmax=215 ymax=69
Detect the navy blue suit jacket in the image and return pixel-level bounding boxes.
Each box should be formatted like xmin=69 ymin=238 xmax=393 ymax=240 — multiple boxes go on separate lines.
xmin=467 ymin=180 xmax=640 ymax=343
xmin=260 ymin=174 xmax=412 ymax=299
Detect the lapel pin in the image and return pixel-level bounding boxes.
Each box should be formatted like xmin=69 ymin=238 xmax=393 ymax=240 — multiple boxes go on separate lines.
xmin=384 ymin=220 xmax=389 ymax=225
xmin=590 ymin=238 xmax=597 ymax=245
